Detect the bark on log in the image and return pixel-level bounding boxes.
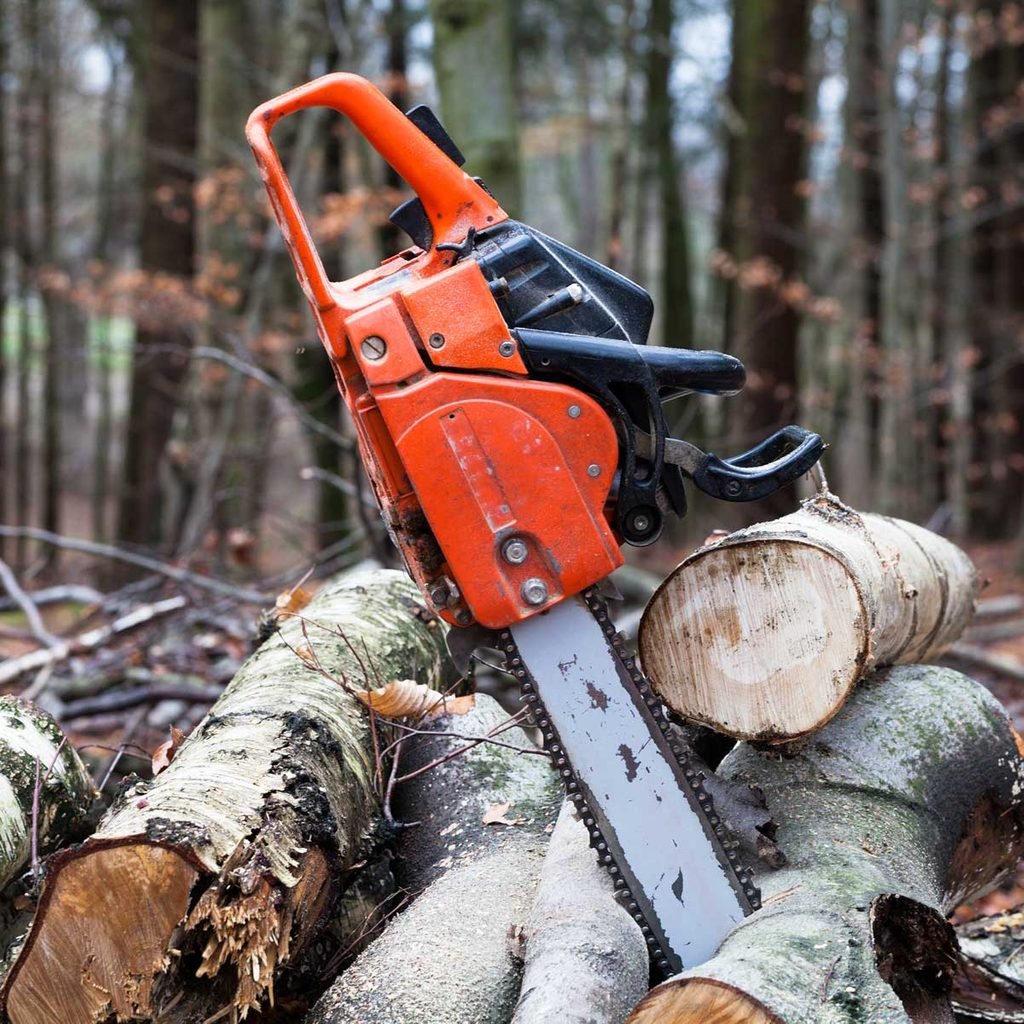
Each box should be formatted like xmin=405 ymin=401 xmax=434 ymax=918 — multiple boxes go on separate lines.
xmin=510 ymin=801 xmax=649 ymax=1024
xmin=0 ymin=697 xmax=94 ymax=890
xmin=639 ymin=493 xmax=979 ymax=741
xmin=628 ymin=664 xmax=1024 ymax=1024
xmin=305 ymin=695 xmax=563 ymax=1024
xmin=1 ymin=569 xmax=455 ymax=1024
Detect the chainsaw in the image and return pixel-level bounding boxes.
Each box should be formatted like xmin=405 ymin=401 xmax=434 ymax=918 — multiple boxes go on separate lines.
xmin=247 ymin=73 xmax=823 ymax=974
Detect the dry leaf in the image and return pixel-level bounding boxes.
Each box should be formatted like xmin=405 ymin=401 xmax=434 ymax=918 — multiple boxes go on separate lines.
xmin=482 ymin=802 xmax=524 ymax=826
xmin=276 ymin=585 xmax=314 ymax=617
xmin=294 ymin=645 xmax=316 ymax=664
xmin=354 ymin=679 xmax=475 ymax=720
xmin=152 ymin=726 xmax=186 ymax=776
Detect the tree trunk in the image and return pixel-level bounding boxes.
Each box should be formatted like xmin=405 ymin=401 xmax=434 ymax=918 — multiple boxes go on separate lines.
xmin=117 ymin=0 xmax=198 ymax=550
xmin=1 ymin=568 xmax=456 ymax=1024
xmin=629 ymin=663 xmax=1024 ymax=1023
xmin=306 ymin=695 xmax=562 ymax=1024
xmin=643 ymin=0 xmax=692 ymax=350
xmin=720 ymin=0 xmax=810 ymax=518
xmin=431 ymin=0 xmax=522 ymax=216
xmin=639 ymin=492 xmax=979 ymax=741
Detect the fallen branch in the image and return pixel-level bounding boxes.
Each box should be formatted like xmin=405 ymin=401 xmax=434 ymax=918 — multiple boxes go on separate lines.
xmin=0 ymin=526 xmax=267 ymax=603
xmin=0 ymin=560 xmax=60 ymax=649
xmin=946 ymin=643 xmax=1024 ymax=684
xmin=0 ymin=596 xmax=187 ymax=687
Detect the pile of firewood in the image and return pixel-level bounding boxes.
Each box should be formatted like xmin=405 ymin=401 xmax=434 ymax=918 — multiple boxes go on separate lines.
xmin=0 ymin=497 xmax=1021 ymax=1023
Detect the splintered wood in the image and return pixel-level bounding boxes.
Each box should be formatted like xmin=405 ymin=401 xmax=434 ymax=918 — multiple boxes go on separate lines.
xmin=639 ymin=493 xmax=979 ymax=741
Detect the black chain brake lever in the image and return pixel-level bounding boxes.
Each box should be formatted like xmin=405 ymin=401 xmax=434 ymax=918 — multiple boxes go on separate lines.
xmin=639 ymin=425 xmax=825 ymax=502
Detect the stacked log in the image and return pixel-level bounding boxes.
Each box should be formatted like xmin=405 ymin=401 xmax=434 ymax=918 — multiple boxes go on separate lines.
xmin=628 ymin=664 xmax=1024 ymax=1024
xmin=639 ymin=494 xmax=980 ymax=741
xmin=0 ymin=569 xmax=456 ymax=1024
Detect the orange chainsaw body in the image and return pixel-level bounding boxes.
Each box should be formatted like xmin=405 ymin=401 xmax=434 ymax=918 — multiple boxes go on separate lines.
xmin=247 ymin=74 xmax=623 ymax=628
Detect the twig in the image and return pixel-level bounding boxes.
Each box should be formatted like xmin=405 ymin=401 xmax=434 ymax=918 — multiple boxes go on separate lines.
xmin=61 ymin=683 xmax=224 ymax=719
xmin=0 ymin=557 xmax=61 ymax=648
xmin=393 ymin=710 xmax=533 ymax=785
xmin=0 ymin=526 xmax=268 ymax=603
xmin=31 ymin=737 xmax=68 ymax=888
xmin=0 ymin=583 xmax=104 ymax=613
xmin=0 ymin=596 xmax=188 ymax=687
xmin=94 ymin=707 xmax=152 ymax=792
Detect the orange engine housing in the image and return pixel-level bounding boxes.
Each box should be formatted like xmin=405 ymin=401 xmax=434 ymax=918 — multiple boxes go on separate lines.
xmin=247 ymin=74 xmax=625 ymax=628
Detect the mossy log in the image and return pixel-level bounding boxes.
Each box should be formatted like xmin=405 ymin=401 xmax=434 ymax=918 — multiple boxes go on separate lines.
xmin=306 ymin=695 xmax=562 ymax=1024
xmin=628 ymin=664 xmax=1024 ymax=1024
xmin=639 ymin=494 xmax=979 ymax=741
xmin=0 ymin=697 xmax=94 ymax=890
xmin=1 ymin=569 xmax=455 ymax=1024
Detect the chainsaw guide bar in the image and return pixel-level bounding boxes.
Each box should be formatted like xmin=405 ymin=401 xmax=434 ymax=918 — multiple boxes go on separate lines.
xmin=501 ymin=588 xmax=760 ymax=976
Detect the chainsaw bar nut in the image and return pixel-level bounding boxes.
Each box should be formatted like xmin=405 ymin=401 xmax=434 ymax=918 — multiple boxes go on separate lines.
xmin=502 ymin=537 xmax=529 ymax=565
xmin=521 ymin=578 xmax=549 ymax=606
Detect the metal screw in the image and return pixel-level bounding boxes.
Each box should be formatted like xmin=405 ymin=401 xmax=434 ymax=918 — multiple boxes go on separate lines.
xmin=630 ymin=512 xmax=651 ymax=534
xmin=360 ymin=335 xmax=387 ymax=361
xmin=521 ymin=578 xmax=549 ymax=606
xmin=455 ymin=609 xmax=473 ymax=626
xmin=427 ymin=581 xmax=449 ymax=607
xmin=428 ymin=332 xmax=446 ymax=349
xmin=587 ymin=464 xmax=601 ymax=478
xmin=725 ymin=479 xmax=742 ymax=497
xmin=567 ymin=404 xmax=582 ymax=419
xmin=498 ymin=340 xmax=516 ymax=357
xmin=502 ymin=537 xmax=529 ymax=565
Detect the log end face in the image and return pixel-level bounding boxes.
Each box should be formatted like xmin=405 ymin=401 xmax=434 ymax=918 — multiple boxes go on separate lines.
xmin=628 ymin=979 xmax=781 ymax=1024
xmin=639 ymin=541 xmax=866 ymax=741
xmin=4 ymin=842 xmax=198 ymax=1024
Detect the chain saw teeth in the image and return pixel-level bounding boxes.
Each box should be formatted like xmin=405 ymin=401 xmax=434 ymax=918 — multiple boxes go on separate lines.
xmin=500 ymin=588 xmax=760 ymax=979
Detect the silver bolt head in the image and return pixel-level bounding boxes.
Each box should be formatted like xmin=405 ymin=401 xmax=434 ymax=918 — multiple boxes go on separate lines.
xmin=360 ymin=335 xmax=387 ymax=361
xmin=428 ymin=332 xmax=445 ymax=349
xmin=587 ymin=463 xmax=601 ymax=478
xmin=567 ymin=404 xmax=582 ymax=419
xmin=632 ymin=514 xmax=651 ymax=533
xmin=455 ymin=609 xmax=473 ymax=625
xmin=427 ymin=582 xmax=449 ymax=607
xmin=502 ymin=537 xmax=529 ymax=565
xmin=498 ymin=340 xmax=515 ymax=357
xmin=521 ymin=577 xmax=549 ymax=606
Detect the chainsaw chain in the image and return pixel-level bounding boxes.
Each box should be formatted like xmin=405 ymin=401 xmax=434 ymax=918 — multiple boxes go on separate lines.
xmin=499 ymin=587 xmax=760 ymax=977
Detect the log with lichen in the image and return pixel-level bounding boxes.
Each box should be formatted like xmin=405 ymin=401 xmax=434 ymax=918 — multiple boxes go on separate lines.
xmin=628 ymin=664 xmax=1024 ymax=1024
xmin=0 ymin=569 xmax=456 ymax=1024
xmin=639 ymin=493 xmax=980 ymax=742
xmin=305 ymin=694 xmax=563 ymax=1024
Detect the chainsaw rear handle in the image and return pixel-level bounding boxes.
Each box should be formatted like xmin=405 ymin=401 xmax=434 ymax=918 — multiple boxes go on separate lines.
xmin=245 ymin=73 xmax=506 ymax=313
xmin=694 ymin=425 xmax=825 ymax=502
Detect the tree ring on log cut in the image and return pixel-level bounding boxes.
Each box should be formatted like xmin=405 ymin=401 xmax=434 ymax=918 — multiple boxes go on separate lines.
xmin=639 ymin=540 xmax=869 ymax=741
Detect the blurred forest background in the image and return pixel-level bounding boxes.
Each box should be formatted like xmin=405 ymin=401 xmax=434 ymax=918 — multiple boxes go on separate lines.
xmin=1 ymin=0 xmax=1023 ymax=588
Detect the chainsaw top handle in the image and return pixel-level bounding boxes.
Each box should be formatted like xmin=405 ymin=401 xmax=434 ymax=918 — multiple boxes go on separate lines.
xmin=245 ymin=73 xmax=507 ymax=315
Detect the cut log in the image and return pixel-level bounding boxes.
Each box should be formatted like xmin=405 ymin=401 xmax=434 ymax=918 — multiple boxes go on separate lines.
xmin=511 ymin=801 xmax=648 ymax=1024
xmin=305 ymin=695 xmax=562 ymax=1024
xmin=1 ymin=568 xmax=456 ymax=1024
xmin=0 ymin=696 xmax=94 ymax=890
xmin=628 ymin=664 xmax=1024 ymax=1024
xmin=639 ymin=493 xmax=979 ymax=741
